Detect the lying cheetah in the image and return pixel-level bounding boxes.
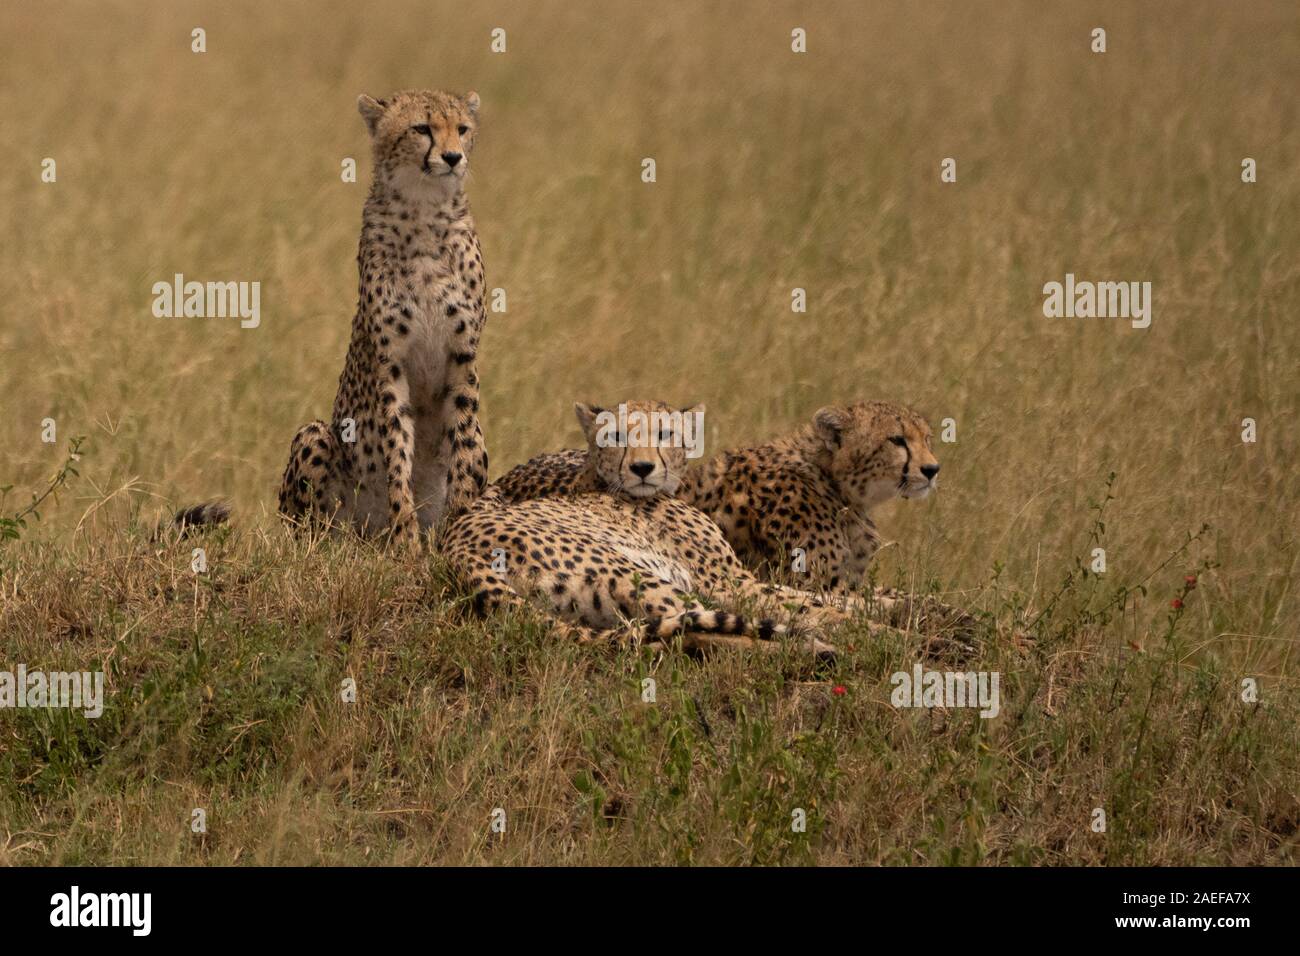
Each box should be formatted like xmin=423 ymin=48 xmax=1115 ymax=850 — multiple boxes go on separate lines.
xmin=278 ymin=89 xmax=490 ymax=546
xmin=685 ymin=402 xmax=991 ymax=645
xmin=681 ymin=401 xmax=937 ymax=589
xmin=445 ymin=400 xmax=868 ymax=655
xmin=489 ymin=400 xmax=975 ymax=639
xmin=493 ymin=400 xmax=932 ymax=587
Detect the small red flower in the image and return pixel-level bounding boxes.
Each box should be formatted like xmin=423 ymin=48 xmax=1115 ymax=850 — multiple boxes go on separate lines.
xmin=1171 ymin=598 xmax=1184 ymax=610
xmin=832 ymin=685 xmax=846 ymax=697
xmin=1185 ymin=575 xmax=1198 ymax=588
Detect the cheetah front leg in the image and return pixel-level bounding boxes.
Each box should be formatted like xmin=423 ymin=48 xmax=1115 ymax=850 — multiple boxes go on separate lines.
xmin=377 ymin=371 xmax=421 ymax=550
xmin=868 ymin=585 xmax=984 ymax=651
xmin=816 ymin=541 xmax=981 ymax=639
xmin=754 ymin=579 xmax=978 ymax=657
xmin=438 ymin=314 xmax=489 ymax=524
xmin=769 ymin=575 xmax=983 ymax=659
xmin=732 ymin=575 xmax=907 ymax=641
xmin=779 ymin=544 xmax=975 ymax=637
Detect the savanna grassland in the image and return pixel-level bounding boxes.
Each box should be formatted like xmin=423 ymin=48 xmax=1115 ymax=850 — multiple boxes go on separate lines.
xmin=1 ymin=0 xmax=1297 ymax=864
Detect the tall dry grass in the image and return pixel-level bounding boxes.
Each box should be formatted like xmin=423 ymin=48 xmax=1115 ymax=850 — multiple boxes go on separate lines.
xmin=0 ymin=0 xmax=1296 ymax=863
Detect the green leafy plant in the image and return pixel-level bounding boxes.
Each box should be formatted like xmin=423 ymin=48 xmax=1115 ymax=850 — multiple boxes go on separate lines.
xmin=0 ymin=435 xmax=86 ymax=546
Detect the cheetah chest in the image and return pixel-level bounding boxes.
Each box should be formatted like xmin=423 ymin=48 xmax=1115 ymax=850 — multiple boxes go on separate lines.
xmin=398 ymin=268 xmax=479 ymax=524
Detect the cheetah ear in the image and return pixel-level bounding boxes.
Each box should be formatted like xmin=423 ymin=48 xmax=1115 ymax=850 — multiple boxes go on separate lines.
xmin=574 ymin=402 xmax=602 ymax=436
xmin=464 ymin=90 xmax=481 ymax=115
xmin=813 ymin=405 xmax=849 ymax=450
xmin=357 ymin=94 xmax=386 ymax=135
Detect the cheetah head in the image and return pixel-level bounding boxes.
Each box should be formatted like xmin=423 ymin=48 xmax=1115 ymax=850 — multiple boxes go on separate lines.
xmin=357 ymin=89 xmax=480 ymax=196
xmin=811 ymin=401 xmax=940 ymax=510
xmin=574 ymin=400 xmax=706 ymax=500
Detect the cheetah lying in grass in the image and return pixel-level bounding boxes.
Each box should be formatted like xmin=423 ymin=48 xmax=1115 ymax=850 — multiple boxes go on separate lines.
xmin=680 ymin=401 xmax=937 ymax=587
xmin=491 ymin=400 xmax=979 ymax=645
xmin=445 ymin=400 xmax=884 ymax=656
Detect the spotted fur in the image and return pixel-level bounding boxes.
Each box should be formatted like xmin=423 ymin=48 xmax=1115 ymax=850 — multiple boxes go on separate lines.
xmin=492 ymin=399 xmax=937 ymax=589
xmin=486 ymin=400 xmax=978 ymax=644
xmin=681 ymin=401 xmax=939 ymax=589
xmin=445 ymin=400 xmax=890 ymax=656
xmin=492 ymin=399 xmax=700 ymax=504
xmin=278 ymin=89 xmax=490 ymax=547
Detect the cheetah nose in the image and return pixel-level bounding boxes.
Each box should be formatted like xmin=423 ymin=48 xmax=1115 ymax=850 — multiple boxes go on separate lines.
xmin=629 ymin=461 xmax=655 ymax=479
xmin=441 ymin=151 xmax=463 ymax=168
xmin=921 ymin=464 xmax=940 ymax=480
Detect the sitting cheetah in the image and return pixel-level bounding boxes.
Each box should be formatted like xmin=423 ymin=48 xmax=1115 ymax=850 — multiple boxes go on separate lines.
xmin=278 ymin=89 xmax=491 ymax=546
xmin=445 ymin=400 xmax=870 ymax=656
xmin=489 ymin=400 xmax=976 ymax=638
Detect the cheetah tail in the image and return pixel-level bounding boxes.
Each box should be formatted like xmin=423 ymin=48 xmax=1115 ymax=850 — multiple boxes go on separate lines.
xmin=646 ymin=609 xmax=786 ymax=641
xmin=466 ymin=585 xmax=789 ymax=648
xmin=165 ymin=499 xmax=231 ymax=539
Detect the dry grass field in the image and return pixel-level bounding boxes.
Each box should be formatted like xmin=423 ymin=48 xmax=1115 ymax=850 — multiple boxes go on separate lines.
xmin=1 ymin=0 xmax=1297 ymax=864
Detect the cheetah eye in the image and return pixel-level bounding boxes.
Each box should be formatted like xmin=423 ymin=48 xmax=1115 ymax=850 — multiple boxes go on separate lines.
xmin=457 ymin=124 xmax=469 ymax=135
xmin=888 ymin=436 xmax=907 ymax=447
xmin=412 ymin=124 xmax=432 ymax=137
